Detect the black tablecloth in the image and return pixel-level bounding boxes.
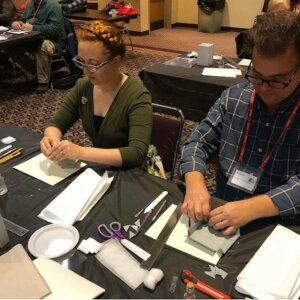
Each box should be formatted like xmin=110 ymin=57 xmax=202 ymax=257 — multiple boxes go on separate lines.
xmin=1 ymin=124 xmax=299 ymax=299
xmin=139 ymin=62 xmax=246 ymax=122
xmin=0 ymin=31 xmax=42 ymax=50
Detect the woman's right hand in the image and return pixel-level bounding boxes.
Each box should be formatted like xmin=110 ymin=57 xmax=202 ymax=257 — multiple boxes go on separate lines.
xmin=40 ymin=136 xmax=60 ymax=157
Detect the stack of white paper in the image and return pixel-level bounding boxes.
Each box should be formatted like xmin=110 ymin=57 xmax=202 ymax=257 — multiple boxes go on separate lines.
xmin=235 ymin=225 xmax=300 ymax=299
xmin=38 ymin=168 xmax=113 ymax=225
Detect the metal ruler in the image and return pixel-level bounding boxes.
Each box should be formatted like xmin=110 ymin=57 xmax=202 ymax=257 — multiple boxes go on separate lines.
xmin=140 ymin=204 xmax=182 ymax=270
xmin=3 ymin=218 xmax=29 ymax=237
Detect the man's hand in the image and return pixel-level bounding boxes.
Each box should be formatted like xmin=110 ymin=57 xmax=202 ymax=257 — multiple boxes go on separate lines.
xmin=181 ymin=171 xmax=211 ymax=222
xmin=11 ymin=21 xmax=23 ymax=30
xmin=22 ymin=23 xmax=33 ymax=31
xmin=209 ymin=195 xmax=279 ymax=235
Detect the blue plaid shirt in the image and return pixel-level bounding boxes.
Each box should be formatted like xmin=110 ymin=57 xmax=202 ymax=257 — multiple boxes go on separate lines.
xmin=180 ymin=82 xmax=300 ymax=217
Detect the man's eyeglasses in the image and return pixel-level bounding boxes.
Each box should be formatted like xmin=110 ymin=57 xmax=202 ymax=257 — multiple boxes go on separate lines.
xmin=245 ymin=62 xmax=299 ymax=89
xmin=72 ymin=56 xmax=111 ymax=73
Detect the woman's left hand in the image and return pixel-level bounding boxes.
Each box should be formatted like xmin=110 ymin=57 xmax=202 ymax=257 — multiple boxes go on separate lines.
xmin=48 ymin=140 xmax=82 ymax=162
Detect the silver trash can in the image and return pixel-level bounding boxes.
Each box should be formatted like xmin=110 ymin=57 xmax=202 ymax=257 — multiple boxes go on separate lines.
xmin=198 ymin=0 xmax=226 ymax=33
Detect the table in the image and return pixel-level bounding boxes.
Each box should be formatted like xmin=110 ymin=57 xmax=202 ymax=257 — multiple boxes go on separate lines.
xmin=0 ymin=31 xmax=41 ymax=49
xmin=0 ymin=31 xmax=42 ymax=80
xmin=139 ymin=61 xmax=247 ymax=122
xmin=64 ymin=9 xmax=138 ymax=23
xmin=1 ymin=124 xmax=299 ymax=298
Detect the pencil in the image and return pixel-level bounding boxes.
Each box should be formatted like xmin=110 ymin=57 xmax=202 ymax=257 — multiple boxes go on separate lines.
xmin=0 ymin=148 xmax=23 ymax=164
xmin=0 ymin=147 xmax=17 ymax=159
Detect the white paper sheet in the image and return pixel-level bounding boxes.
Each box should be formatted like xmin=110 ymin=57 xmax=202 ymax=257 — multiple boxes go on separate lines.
xmin=34 ymin=258 xmax=105 ymax=299
xmin=145 ymin=204 xmax=221 ymax=265
xmin=202 ymin=68 xmax=242 ymax=78
xmin=14 ymin=153 xmax=86 ymax=186
xmin=235 ymin=225 xmax=300 ymax=299
xmin=38 ymin=168 xmax=113 ymax=225
xmin=7 ymin=29 xmax=27 ymax=34
xmin=238 ymin=58 xmax=251 ymax=66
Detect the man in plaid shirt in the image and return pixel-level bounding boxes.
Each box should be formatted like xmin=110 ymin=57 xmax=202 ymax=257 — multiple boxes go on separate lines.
xmin=180 ymin=11 xmax=300 ymax=235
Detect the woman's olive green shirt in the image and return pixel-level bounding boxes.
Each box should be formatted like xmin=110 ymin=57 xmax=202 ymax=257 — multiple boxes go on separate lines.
xmin=46 ymin=76 xmax=152 ymax=168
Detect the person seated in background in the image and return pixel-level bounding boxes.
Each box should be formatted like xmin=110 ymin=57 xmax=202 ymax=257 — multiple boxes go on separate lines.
xmin=11 ymin=0 xmax=66 ymax=93
xmin=180 ymin=11 xmax=300 ymax=234
xmin=235 ymin=0 xmax=292 ymax=59
xmin=0 ymin=0 xmax=16 ymax=25
xmin=0 ymin=0 xmax=16 ymax=71
xmin=291 ymin=0 xmax=300 ymax=11
xmin=40 ymin=20 xmax=152 ymax=169
xmin=267 ymin=0 xmax=291 ymax=11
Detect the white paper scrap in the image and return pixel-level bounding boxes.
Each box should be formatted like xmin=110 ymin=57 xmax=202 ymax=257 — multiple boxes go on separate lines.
xmin=14 ymin=153 xmax=86 ymax=186
xmin=238 ymin=59 xmax=251 ymax=66
xmin=202 ymin=68 xmax=242 ymax=78
xmin=145 ymin=204 xmax=221 ymax=265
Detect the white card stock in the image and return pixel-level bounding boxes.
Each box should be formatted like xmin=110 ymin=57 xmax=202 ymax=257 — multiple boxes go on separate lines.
xmin=14 ymin=153 xmax=86 ymax=186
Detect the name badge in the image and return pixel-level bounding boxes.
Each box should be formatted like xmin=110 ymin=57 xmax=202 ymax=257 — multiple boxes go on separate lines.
xmin=227 ymin=163 xmax=263 ymax=194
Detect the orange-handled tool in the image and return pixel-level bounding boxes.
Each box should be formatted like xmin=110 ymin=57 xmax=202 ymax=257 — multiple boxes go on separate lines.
xmin=181 ymin=269 xmax=231 ymax=299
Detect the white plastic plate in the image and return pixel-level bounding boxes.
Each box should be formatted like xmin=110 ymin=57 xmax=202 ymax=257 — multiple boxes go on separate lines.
xmin=28 ymin=224 xmax=79 ymax=258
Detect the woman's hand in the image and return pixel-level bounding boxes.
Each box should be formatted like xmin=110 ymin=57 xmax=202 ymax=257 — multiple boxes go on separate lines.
xmin=47 ymin=140 xmax=82 ymax=162
xmin=40 ymin=136 xmax=60 ymax=157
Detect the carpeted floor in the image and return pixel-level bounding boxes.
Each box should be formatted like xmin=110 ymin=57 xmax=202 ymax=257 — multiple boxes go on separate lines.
xmin=130 ymin=27 xmax=238 ymax=58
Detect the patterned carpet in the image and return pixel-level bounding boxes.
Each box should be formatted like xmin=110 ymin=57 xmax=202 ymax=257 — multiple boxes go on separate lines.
xmin=0 ymin=49 xmax=216 ymax=188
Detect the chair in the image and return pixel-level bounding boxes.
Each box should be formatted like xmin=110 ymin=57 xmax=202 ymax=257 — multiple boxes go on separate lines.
xmin=49 ymin=18 xmax=82 ymax=80
xmin=152 ymin=103 xmax=185 ymax=181
xmin=117 ymin=24 xmax=134 ymax=51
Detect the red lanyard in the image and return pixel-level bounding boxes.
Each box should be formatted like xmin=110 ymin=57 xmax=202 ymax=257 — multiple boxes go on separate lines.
xmin=32 ymin=0 xmax=43 ymax=21
xmin=238 ymin=90 xmax=300 ymax=170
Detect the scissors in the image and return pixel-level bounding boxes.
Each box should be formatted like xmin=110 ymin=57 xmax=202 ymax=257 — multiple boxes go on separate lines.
xmin=97 ymin=221 xmax=124 ymax=240
xmin=96 ymin=221 xmax=151 ymax=261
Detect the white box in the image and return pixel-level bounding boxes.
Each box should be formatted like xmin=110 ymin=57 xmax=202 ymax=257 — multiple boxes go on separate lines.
xmin=197 ymin=43 xmax=214 ymax=66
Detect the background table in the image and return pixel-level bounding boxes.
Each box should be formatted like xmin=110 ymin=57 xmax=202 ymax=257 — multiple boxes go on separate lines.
xmin=139 ymin=61 xmax=246 ymax=122
xmin=1 ymin=124 xmax=299 ymax=299
xmin=64 ymin=9 xmax=138 ymax=23
xmin=0 ymin=31 xmax=41 ymax=49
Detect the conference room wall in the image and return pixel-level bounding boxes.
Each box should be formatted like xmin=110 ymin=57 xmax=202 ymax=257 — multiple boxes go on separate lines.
xmin=97 ymin=0 xmax=264 ymax=33
xmin=176 ymin=0 xmax=264 ymax=29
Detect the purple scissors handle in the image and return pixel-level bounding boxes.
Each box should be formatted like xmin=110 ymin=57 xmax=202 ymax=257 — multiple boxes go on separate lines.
xmin=97 ymin=221 xmax=124 ymax=240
